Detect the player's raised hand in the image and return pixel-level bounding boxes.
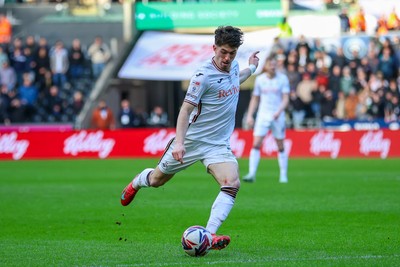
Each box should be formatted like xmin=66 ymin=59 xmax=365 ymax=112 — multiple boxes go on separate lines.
xmin=172 ymin=143 xmax=185 ymax=164
xmin=249 ymin=51 xmax=260 ymax=68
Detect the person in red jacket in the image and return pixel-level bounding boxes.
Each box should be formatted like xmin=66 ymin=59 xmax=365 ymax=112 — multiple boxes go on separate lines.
xmin=91 ymin=99 xmax=116 ymax=130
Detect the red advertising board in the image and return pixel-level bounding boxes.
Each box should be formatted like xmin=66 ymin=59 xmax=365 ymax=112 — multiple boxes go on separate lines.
xmin=0 ymin=129 xmax=398 ymax=160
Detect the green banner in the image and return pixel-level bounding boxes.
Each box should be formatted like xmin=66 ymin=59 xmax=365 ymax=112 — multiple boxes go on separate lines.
xmin=135 ymin=1 xmax=283 ymax=30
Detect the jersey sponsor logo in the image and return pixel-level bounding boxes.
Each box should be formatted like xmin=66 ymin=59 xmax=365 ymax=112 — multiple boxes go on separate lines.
xmin=310 ymin=131 xmax=341 ymax=158
xmin=359 ymin=131 xmax=390 ymax=159
xmin=63 ymin=131 xmax=115 ymax=158
xmin=0 ymin=132 xmax=29 ymax=160
xmin=218 ymin=86 xmax=239 ymax=98
xmin=195 ymin=73 xmax=204 ymax=77
xmin=217 ymin=78 xmax=223 ymax=83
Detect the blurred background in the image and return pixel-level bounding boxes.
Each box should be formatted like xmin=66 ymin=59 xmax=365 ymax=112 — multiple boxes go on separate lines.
xmin=0 ymin=0 xmax=399 ymax=132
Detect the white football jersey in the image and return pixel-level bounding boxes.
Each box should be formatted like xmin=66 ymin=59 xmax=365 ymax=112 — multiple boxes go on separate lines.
xmin=184 ymin=59 xmax=240 ymax=145
xmin=253 ymin=72 xmax=290 ymax=121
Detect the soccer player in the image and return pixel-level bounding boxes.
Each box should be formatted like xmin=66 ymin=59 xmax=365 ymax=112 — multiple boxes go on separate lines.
xmin=242 ymin=57 xmax=290 ymax=183
xmin=120 ymin=26 xmax=259 ymax=250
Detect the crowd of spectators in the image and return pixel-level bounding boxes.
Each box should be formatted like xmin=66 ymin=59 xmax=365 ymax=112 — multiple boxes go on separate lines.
xmin=91 ymin=98 xmax=169 ymax=130
xmin=0 ymin=29 xmax=111 ymax=125
xmin=269 ymin=34 xmax=400 ymax=129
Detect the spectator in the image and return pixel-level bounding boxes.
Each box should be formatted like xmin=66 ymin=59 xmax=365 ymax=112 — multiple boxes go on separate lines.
xmin=7 ymin=90 xmax=26 ymax=123
xmin=87 ymin=36 xmax=111 ymax=79
xmin=350 ymin=7 xmax=366 ymax=33
xmin=91 ymin=99 xmax=116 ymax=130
xmin=18 ymin=72 xmax=38 ymax=120
xmin=133 ymin=106 xmax=148 ymax=127
xmin=0 ymin=60 xmax=16 ymax=91
xmin=378 ymin=46 xmax=398 ymax=81
xmin=295 ymin=35 xmax=311 ymax=58
xmin=320 ymin=90 xmax=336 ymax=120
xmin=384 ymin=95 xmax=399 ymax=121
xmin=147 ymin=105 xmax=169 ymax=127
xmin=311 ymin=84 xmax=325 ymax=119
xmin=43 ymin=85 xmax=65 ymax=122
xmin=50 ymin=40 xmax=69 ymax=89
xmin=359 ymin=57 xmax=372 ymax=79
xmin=348 ymin=50 xmax=361 ymax=77
xmin=353 ymin=67 xmax=368 ymax=92
xmin=286 ymin=63 xmax=301 ymax=91
xmin=296 ymin=72 xmax=317 ymax=118
xmin=118 ymin=99 xmax=137 ymax=128
xmin=366 ymin=49 xmax=380 ymax=75
xmin=0 ymin=14 xmax=12 ymax=48
xmin=0 ymin=45 xmax=8 ymax=66
xmin=383 ymin=91 xmax=396 ymax=122
xmin=340 ymin=66 xmax=354 ymax=96
xmin=387 ymin=7 xmax=400 ymax=31
xmin=70 ymin=90 xmax=84 ymax=119
xmin=315 ymin=68 xmax=329 ymax=88
xmin=286 ymin=49 xmax=298 ymax=68
xmin=297 ymin=45 xmax=311 ymax=68
xmin=34 ymin=46 xmax=51 ymax=91
xmin=338 ymin=7 xmax=351 ymax=33
xmin=269 ymin=37 xmax=285 ymax=58
xmin=386 ymin=79 xmax=399 ymax=98
xmin=376 ymin=14 xmax=389 ymax=35
xmin=277 ymin=16 xmax=292 ymax=38
xmin=328 ymin=65 xmax=342 ymax=100
xmin=0 ymin=84 xmax=10 ymax=124
xmin=331 ymin=47 xmax=347 ymax=69
xmin=23 ymin=46 xmax=36 ymax=78
xmin=24 ymin=35 xmax=37 ymax=56
xmin=35 ymin=37 xmax=49 ymax=56
xmin=335 ymin=91 xmax=346 ymax=119
xmin=367 ymin=91 xmax=385 ymax=119
xmin=288 ymin=90 xmax=305 ymax=129
xmin=368 ymin=72 xmax=384 ymax=92
xmin=392 ymin=36 xmax=400 ymax=64
xmin=314 ymin=49 xmax=332 ymax=71
xmin=68 ymin=38 xmax=86 ymax=80
xmin=305 ymin=61 xmax=317 ymax=79
xmin=344 ymin=88 xmax=359 ymax=119
xmin=9 ymin=47 xmax=27 ymax=85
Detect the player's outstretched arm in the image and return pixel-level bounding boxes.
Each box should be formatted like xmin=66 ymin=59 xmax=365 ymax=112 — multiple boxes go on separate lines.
xmin=239 ymin=51 xmax=260 ymax=84
xmin=172 ymin=101 xmax=195 ymax=164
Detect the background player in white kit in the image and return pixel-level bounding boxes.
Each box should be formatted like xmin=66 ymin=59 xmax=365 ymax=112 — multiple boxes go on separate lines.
xmin=242 ymin=57 xmax=290 ymax=183
xmin=120 ymin=26 xmax=260 ymax=250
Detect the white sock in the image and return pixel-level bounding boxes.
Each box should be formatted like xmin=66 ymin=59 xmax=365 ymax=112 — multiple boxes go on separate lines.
xmin=206 ymin=187 xmax=237 ymax=234
xmin=278 ymin=151 xmax=288 ymax=178
xmin=132 ymin=168 xmax=153 ymax=189
xmin=248 ymin=148 xmax=260 ymax=176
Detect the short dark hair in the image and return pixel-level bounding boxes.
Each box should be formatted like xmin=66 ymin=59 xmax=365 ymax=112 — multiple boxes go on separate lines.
xmin=214 ymin=26 xmax=243 ymax=48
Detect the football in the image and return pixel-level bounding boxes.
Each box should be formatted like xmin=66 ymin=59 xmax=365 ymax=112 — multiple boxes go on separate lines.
xmin=181 ymin=225 xmax=212 ymax=257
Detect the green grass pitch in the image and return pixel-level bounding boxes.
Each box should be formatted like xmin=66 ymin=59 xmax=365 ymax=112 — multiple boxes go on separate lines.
xmin=0 ymin=158 xmax=399 ymax=266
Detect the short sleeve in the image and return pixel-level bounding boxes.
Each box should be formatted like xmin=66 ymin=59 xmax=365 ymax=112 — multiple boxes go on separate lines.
xmin=184 ymin=71 xmax=208 ymax=106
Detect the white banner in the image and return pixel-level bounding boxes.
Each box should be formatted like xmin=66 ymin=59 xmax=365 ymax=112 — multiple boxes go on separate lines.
xmin=117 ymin=28 xmax=280 ymax=81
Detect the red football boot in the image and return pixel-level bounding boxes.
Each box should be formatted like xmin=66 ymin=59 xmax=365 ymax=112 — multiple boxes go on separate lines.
xmin=211 ymin=234 xmax=231 ymax=250
xmin=120 ymin=181 xmax=138 ymax=206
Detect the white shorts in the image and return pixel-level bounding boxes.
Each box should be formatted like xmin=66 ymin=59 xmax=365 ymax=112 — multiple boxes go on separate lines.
xmin=253 ymin=116 xmax=286 ymax=139
xmin=158 ymin=139 xmax=238 ymax=175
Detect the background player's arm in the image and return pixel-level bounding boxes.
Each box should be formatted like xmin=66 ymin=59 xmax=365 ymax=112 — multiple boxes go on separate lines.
xmin=273 ymin=93 xmax=289 ymax=120
xmin=239 ymin=51 xmax=260 ymax=84
xmin=246 ymin=95 xmax=260 ymax=128
xmin=172 ymin=101 xmax=195 ymax=163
